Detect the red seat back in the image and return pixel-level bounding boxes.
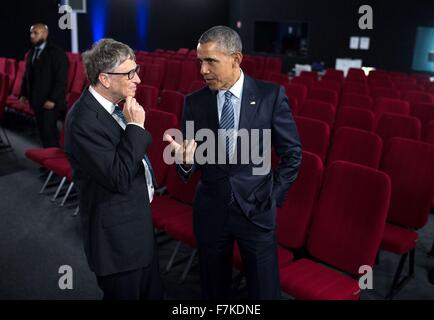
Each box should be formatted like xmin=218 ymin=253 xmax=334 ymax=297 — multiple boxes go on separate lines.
xmin=340 ymin=93 xmax=373 ymax=111
xmin=283 ymin=83 xmax=307 ymax=107
xmin=375 ymin=113 xmax=421 ymax=143
xmin=294 ymin=116 xmax=330 ymax=161
xmin=178 ymin=60 xmax=200 ymax=93
xmin=135 ymin=84 xmax=158 ymax=111
xmin=159 ymin=90 xmax=185 ymax=124
xmin=307 ymin=161 xmax=391 ymax=275
xmin=162 ymin=61 xmax=182 ymax=91
xmin=335 ymin=106 xmax=375 ymax=132
xmin=146 ymin=110 xmax=178 ymax=187
xmin=300 ymin=99 xmax=336 ymax=127
xmin=380 ymin=138 xmax=434 ymax=229
xmin=307 ymin=88 xmax=338 ymax=107
xmin=143 ymin=64 xmax=164 ymax=89
xmin=11 ymin=61 xmax=26 ymax=97
xmin=403 ymin=90 xmax=433 ymax=105
xmin=277 ymin=151 xmax=323 ymax=249
xmin=374 ymin=97 xmax=410 ymax=119
xmin=328 ymin=127 xmax=382 ymax=168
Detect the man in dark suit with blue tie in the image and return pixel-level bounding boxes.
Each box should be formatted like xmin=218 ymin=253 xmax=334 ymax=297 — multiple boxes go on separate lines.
xmin=64 ymin=39 xmax=163 ymax=300
xmin=166 ymin=26 xmax=302 ymax=299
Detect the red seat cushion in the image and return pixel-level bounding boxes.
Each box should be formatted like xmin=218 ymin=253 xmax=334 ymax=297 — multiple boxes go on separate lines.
xmin=380 ymin=223 xmax=418 ymax=254
xmin=164 ymin=212 xmax=196 ymax=248
xmin=8 ymin=99 xmax=28 ymax=111
xmin=25 ymin=148 xmax=66 ymax=166
xmin=280 ymin=259 xmax=361 ymax=300
xmin=151 ymin=195 xmax=192 ymax=230
xmin=43 ymin=158 xmax=72 ymax=181
xmin=6 ymin=95 xmax=19 ymax=105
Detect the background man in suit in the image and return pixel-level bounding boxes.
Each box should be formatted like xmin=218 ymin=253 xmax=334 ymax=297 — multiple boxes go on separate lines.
xmin=64 ymin=39 xmax=163 ymax=300
xmin=19 ymin=23 xmax=68 ymax=147
xmin=166 ymin=26 xmax=302 ymax=299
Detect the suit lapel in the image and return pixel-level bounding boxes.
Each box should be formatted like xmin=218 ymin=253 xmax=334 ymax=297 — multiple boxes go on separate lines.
xmin=82 ymin=89 xmax=123 ymax=139
xmin=204 ymin=88 xmax=219 ymax=137
xmin=231 ymin=76 xmax=260 ymax=170
xmin=238 ymin=75 xmax=260 ymax=132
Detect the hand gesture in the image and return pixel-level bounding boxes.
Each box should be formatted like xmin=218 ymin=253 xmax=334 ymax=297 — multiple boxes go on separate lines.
xmin=164 ymin=134 xmax=197 ymax=165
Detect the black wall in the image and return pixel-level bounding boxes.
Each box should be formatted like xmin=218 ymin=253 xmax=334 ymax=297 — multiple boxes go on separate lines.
xmin=230 ymin=0 xmax=434 ymax=73
xmin=0 ymin=0 xmax=229 ymax=59
xmin=1 ymin=0 xmax=70 ymax=60
xmin=1 ymin=0 xmax=433 ymax=74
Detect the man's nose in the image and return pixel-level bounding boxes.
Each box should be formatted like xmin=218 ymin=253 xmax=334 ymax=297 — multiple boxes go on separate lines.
xmin=133 ymin=72 xmax=141 ymax=84
xmin=200 ymin=64 xmax=209 ymax=75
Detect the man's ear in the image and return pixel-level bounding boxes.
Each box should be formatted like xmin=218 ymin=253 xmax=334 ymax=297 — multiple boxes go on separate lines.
xmin=232 ymin=52 xmax=243 ymax=68
xmin=98 ymin=73 xmax=111 ymax=89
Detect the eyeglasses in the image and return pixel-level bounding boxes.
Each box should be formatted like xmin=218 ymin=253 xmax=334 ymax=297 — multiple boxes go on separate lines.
xmin=105 ymin=65 xmax=140 ymax=80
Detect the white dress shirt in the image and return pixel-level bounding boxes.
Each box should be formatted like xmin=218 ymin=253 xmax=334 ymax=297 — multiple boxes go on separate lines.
xmin=88 ymin=86 xmax=154 ymax=202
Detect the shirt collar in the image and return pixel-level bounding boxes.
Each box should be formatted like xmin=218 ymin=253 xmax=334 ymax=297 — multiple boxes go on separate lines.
xmin=35 ymin=42 xmax=47 ymax=51
xmin=88 ymin=86 xmax=116 ymax=115
xmin=218 ymin=70 xmax=244 ymax=100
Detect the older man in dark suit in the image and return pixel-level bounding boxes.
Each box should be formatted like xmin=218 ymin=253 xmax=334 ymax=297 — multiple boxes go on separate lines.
xmin=166 ymin=26 xmax=302 ymax=299
xmin=64 ymin=38 xmax=163 ymax=300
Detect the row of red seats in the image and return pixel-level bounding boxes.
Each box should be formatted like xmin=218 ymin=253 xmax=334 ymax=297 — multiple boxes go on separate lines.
xmin=151 ymin=135 xmax=434 ymax=299
xmin=22 ymin=89 xmax=434 ymax=299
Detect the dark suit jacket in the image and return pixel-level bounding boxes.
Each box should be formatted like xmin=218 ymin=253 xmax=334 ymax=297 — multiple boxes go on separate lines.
xmin=178 ymin=74 xmax=302 ymax=245
xmin=64 ymin=89 xmax=155 ymax=276
xmin=20 ymin=42 xmax=68 ymax=111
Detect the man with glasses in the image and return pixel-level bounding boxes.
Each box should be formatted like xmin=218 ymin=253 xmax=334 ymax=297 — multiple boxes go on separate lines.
xmin=64 ymin=38 xmax=163 ymax=300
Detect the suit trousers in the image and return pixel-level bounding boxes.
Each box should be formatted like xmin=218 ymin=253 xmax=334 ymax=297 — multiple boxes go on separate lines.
xmin=96 ymin=246 xmax=163 ymax=300
xmin=197 ymin=198 xmax=281 ymax=300
xmin=33 ymin=106 xmax=59 ymax=148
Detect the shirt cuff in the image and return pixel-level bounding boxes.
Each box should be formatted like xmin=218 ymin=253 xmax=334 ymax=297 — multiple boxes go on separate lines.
xmin=127 ymin=122 xmax=145 ymax=129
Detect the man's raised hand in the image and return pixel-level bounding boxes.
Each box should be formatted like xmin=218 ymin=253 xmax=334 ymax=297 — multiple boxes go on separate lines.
xmin=164 ymin=134 xmax=197 ymax=165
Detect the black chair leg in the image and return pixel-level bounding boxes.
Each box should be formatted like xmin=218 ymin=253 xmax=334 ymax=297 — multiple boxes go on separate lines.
xmin=386 ymin=249 xmax=416 ymax=299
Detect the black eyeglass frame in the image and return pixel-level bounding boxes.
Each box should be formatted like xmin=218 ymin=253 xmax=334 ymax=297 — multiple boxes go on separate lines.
xmin=104 ymin=65 xmax=140 ymax=80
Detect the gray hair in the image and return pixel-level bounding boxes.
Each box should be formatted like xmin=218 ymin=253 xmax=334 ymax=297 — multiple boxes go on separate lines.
xmin=198 ymin=26 xmax=242 ymax=54
xmin=82 ymin=38 xmax=135 ymax=85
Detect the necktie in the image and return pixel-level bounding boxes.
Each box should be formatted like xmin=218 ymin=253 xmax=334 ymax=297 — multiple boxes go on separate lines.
xmin=219 ymin=91 xmax=235 ymax=204
xmin=32 ymin=48 xmax=40 ymax=64
xmin=112 ymin=105 xmax=157 ymax=187
xmin=219 ymin=91 xmax=235 ymax=161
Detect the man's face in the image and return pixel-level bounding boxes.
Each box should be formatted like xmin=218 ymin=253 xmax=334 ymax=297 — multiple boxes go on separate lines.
xmin=197 ymin=41 xmax=242 ymax=91
xmin=105 ymin=58 xmax=141 ymax=100
xmin=30 ymin=27 xmax=47 ymax=46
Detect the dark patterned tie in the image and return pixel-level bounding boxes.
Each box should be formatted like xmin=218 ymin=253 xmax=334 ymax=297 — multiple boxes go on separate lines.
xmin=219 ymin=91 xmax=235 ymax=203
xmin=219 ymin=91 xmax=235 ymax=161
xmin=32 ymin=48 xmax=40 ymax=64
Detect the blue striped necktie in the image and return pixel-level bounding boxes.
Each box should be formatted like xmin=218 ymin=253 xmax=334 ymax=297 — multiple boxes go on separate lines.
xmin=219 ymin=91 xmax=235 ymax=161
xmin=219 ymin=91 xmax=235 ymax=204
xmin=112 ymin=105 xmax=157 ymax=187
